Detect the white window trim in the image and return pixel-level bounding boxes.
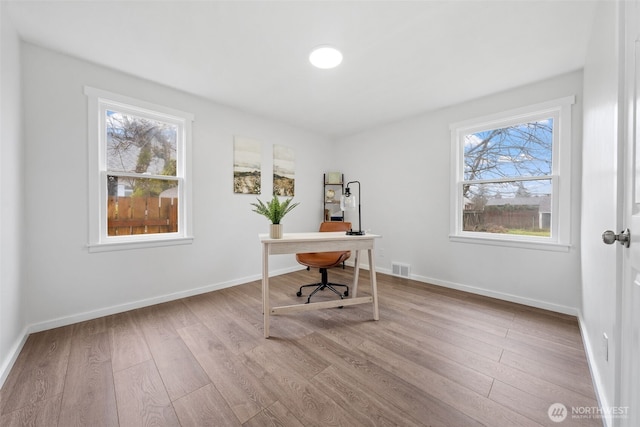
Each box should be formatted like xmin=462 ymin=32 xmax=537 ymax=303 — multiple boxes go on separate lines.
xmin=84 ymin=87 xmax=194 ymax=252
xmin=449 ymin=96 xmax=575 ymax=252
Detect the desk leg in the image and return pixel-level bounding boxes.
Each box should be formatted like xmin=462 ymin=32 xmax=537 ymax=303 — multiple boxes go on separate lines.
xmin=368 ymin=248 xmax=379 ymax=321
xmin=262 ymin=244 xmax=270 ymax=338
xmin=352 ymin=250 xmax=361 ymax=298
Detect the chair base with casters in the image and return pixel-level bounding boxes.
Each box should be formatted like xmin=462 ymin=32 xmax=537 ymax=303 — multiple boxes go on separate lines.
xmin=296 ymin=267 xmax=349 ymax=304
xmin=295 ymin=221 xmax=352 ymax=305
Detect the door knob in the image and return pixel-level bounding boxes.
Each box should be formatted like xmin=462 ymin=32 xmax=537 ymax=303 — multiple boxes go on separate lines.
xmin=602 ymin=229 xmax=631 ymax=248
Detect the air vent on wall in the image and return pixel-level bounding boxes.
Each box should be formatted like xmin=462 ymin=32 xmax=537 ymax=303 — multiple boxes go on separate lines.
xmin=391 ymin=262 xmax=410 ymax=278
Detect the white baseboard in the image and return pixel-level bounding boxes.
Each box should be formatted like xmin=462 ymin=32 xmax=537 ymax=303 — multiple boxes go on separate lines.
xmin=408 ymin=272 xmax=578 ymax=316
xmin=0 ymin=327 xmax=29 ymax=388
xmin=348 ymin=261 xmax=578 ymax=316
xmin=27 ymin=265 xmax=302 ymax=334
xmin=577 ymin=312 xmax=612 ymax=427
xmin=0 ymin=265 xmax=303 ymax=388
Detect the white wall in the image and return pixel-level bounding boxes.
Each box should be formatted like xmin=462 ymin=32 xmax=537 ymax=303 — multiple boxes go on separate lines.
xmin=0 ymin=6 xmax=27 ymax=385
xmin=580 ymin=0 xmax=621 ymax=418
xmin=20 ymin=43 xmax=331 ymax=331
xmin=334 ymin=71 xmax=584 ymax=313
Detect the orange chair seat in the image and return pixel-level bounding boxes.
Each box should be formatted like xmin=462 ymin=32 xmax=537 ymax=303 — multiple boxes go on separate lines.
xmin=296 ymin=251 xmax=351 ymax=269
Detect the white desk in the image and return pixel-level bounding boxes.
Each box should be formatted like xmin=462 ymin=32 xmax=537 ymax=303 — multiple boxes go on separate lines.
xmin=260 ymin=232 xmax=380 ymax=338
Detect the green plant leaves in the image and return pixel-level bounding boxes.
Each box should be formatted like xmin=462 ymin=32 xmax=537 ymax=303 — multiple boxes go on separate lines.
xmin=250 ymin=195 xmax=299 ymax=224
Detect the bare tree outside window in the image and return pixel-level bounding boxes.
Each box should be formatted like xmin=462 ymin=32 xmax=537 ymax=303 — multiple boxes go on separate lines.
xmin=106 ymin=111 xmax=178 ymax=198
xmin=462 ymin=119 xmax=554 ymax=236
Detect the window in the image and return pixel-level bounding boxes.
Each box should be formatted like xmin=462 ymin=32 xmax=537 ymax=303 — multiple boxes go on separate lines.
xmin=85 ymin=87 xmax=194 ymax=252
xmin=450 ymin=97 xmax=574 ymax=251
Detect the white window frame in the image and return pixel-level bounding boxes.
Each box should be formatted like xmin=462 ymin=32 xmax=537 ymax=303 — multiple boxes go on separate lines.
xmin=449 ymin=96 xmax=574 ymax=252
xmin=85 ymin=87 xmax=194 ymax=252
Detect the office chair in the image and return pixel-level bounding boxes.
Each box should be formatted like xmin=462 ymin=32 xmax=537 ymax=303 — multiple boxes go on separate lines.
xmin=296 ymin=222 xmax=352 ymax=304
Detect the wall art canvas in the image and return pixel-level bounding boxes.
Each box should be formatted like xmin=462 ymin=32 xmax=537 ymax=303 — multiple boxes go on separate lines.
xmin=273 ymin=144 xmax=295 ymax=196
xmin=233 ymin=136 xmax=261 ymax=194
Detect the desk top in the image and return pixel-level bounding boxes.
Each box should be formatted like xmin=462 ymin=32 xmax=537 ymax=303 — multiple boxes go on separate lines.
xmin=259 ymin=231 xmax=381 ymax=254
xmin=259 ymin=231 xmax=381 ymax=243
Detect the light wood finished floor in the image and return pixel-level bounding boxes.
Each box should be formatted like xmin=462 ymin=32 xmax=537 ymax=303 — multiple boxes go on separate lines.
xmin=1 ymin=268 xmax=601 ymax=426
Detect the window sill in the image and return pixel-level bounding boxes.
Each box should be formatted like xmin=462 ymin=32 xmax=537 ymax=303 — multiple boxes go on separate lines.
xmin=449 ymin=234 xmax=571 ymax=252
xmin=88 ymin=236 xmax=194 ymax=253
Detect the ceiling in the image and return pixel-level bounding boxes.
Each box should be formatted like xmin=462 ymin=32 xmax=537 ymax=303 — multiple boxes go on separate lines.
xmin=4 ymin=0 xmax=597 ymax=138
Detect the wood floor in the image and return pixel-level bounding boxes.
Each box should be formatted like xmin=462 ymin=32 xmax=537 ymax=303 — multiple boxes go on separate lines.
xmin=1 ymin=268 xmax=601 ymax=426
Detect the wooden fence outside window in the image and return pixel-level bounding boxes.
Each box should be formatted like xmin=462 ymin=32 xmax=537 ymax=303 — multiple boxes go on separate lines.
xmin=107 ymin=196 xmax=178 ymax=235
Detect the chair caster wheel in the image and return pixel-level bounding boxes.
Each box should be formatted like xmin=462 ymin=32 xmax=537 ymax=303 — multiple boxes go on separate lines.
xmin=344 ymin=291 xmax=349 ymax=296
xmin=296 ymin=291 xmax=302 ymax=297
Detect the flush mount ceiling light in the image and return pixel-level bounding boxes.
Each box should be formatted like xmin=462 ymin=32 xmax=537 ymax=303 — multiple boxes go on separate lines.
xmin=309 ymin=46 xmax=343 ymax=69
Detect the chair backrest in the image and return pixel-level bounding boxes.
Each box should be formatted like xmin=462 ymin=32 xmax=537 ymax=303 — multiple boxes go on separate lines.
xmin=319 ymin=221 xmax=351 ymax=232
xmin=296 ymin=221 xmax=352 ymax=268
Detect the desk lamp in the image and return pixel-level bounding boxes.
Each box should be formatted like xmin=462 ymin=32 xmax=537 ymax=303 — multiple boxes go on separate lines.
xmin=340 ymin=181 xmax=365 ymax=235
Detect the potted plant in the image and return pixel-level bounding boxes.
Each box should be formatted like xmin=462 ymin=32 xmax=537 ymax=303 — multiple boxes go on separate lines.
xmin=251 ymin=195 xmax=300 ymax=238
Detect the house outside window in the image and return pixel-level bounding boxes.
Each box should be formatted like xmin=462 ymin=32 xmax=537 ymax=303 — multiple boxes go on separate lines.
xmin=450 ymin=96 xmax=574 ymax=251
xmin=85 ymin=87 xmax=194 ymax=252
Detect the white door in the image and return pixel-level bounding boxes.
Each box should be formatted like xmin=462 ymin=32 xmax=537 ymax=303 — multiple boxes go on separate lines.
xmin=619 ymin=1 xmax=640 ymax=425
xmin=581 ymin=1 xmax=621 ymax=422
